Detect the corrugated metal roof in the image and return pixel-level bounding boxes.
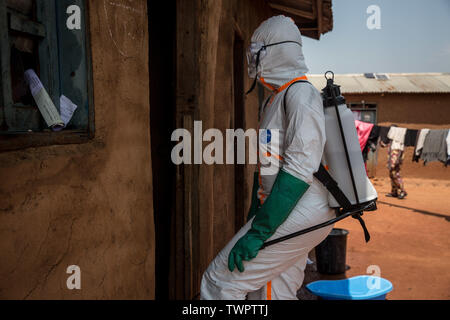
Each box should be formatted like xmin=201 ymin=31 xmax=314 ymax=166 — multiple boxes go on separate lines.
xmin=308 ymin=73 xmax=450 ymax=94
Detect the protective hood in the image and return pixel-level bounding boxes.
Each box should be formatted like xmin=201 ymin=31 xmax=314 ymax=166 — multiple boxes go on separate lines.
xmin=250 ymin=15 xmax=309 ymax=89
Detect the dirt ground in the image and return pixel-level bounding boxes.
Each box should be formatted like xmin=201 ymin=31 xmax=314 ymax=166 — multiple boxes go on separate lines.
xmin=336 ymin=176 xmax=450 ymax=300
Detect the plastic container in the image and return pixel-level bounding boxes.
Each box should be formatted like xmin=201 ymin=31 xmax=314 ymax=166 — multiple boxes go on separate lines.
xmin=322 ymin=97 xmax=378 ymax=208
xmin=306 ymin=276 xmax=394 ymax=300
xmin=315 ymin=228 xmax=349 ymax=274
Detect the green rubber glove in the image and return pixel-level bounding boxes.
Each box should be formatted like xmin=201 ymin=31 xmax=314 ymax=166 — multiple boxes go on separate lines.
xmin=228 ymin=169 xmax=310 ymax=272
xmin=247 ymin=172 xmax=261 ymax=222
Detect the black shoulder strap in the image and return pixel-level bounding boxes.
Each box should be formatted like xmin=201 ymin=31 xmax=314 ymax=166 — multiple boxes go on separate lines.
xmin=314 ymin=164 xmax=371 ymax=242
xmin=314 ymin=164 xmax=352 ymax=210
xmin=283 ymin=80 xmax=310 ymax=114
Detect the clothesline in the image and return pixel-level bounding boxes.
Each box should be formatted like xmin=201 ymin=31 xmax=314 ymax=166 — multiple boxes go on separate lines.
xmin=355 ymin=120 xmax=450 ymax=167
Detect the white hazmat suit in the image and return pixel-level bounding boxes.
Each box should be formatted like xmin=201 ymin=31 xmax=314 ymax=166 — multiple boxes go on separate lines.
xmin=200 ymin=15 xmax=335 ymax=300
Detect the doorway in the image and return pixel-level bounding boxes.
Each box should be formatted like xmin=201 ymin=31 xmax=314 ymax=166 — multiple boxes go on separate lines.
xmin=233 ymin=32 xmax=246 ymax=232
xmin=148 ymin=0 xmax=176 ymax=300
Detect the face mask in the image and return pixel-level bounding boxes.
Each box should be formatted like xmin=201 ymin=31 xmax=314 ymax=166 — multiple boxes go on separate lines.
xmin=246 ymin=40 xmax=302 ymax=95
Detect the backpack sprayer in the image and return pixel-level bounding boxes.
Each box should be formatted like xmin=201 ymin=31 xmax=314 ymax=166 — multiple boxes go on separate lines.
xmin=262 ymin=71 xmax=378 ymax=249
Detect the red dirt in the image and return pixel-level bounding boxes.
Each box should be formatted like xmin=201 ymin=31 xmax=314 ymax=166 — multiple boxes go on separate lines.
xmin=336 ymin=174 xmax=450 ymax=300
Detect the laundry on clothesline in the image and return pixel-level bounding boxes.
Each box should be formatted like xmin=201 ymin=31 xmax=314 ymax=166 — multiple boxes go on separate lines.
xmin=355 ymin=120 xmax=374 ymax=152
xmin=404 ymin=129 xmax=419 ymax=147
xmin=413 ymin=129 xmax=430 ymax=162
xmin=420 ymin=129 xmax=449 ymax=165
xmin=446 ymin=131 xmax=450 ymax=165
xmin=354 ymin=121 xmax=449 ymax=167
xmin=362 ymin=125 xmax=381 ymax=162
xmin=379 ymin=126 xmax=391 ymax=145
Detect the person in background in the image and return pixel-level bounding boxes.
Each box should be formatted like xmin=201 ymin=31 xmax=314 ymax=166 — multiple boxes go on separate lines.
xmin=381 ymin=126 xmax=407 ymax=200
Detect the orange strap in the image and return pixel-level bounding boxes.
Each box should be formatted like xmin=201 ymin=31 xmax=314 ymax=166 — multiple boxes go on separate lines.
xmin=267 ymin=281 xmax=272 ymax=300
xmin=276 ymin=75 xmax=308 ymax=93
xmin=259 ymin=76 xmax=308 ymax=94
xmin=259 ymin=77 xmax=276 ymax=92
xmin=262 ymin=152 xmax=284 ymax=161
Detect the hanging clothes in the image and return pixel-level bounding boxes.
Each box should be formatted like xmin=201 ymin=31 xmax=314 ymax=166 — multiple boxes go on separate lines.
xmin=420 ymin=129 xmax=449 ymax=165
xmin=387 ymin=127 xmax=407 ymax=151
xmin=446 ymin=131 xmax=450 ymax=165
xmin=355 ymin=120 xmax=375 ymax=152
xmin=379 ymin=126 xmax=391 ymax=145
xmin=413 ymin=129 xmax=430 ymax=162
xmin=404 ymin=129 xmax=419 ymax=147
xmin=362 ymin=125 xmax=380 ymax=162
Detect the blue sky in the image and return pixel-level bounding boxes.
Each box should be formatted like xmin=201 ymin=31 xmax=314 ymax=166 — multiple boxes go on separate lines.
xmin=303 ymin=0 xmax=450 ymax=74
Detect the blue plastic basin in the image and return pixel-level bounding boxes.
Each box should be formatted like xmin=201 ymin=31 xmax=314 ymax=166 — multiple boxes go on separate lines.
xmin=306 ymin=276 xmax=393 ymax=300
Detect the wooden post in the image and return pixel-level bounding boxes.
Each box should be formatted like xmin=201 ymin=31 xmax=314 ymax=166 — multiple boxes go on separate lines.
xmin=316 ymin=0 xmax=323 ymax=39
xmin=175 ymin=0 xmax=223 ymax=299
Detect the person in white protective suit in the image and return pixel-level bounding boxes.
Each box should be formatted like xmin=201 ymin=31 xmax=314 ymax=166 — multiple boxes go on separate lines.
xmin=200 ymin=15 xmax=335 ymax=300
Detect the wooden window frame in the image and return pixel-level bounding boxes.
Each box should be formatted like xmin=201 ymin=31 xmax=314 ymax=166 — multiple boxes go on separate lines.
xmin=0 ymin=0 xmax=94 ymax=152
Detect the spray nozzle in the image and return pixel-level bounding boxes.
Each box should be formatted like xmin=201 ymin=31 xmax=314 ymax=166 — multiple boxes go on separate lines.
xmin=322 ymin=71 xmax=346 ymax=107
